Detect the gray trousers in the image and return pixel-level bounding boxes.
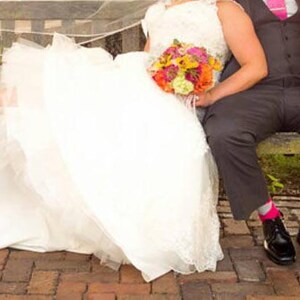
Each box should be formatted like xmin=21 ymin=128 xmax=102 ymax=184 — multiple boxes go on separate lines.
xmin=202 ymin=80 xmax=300 ymax=220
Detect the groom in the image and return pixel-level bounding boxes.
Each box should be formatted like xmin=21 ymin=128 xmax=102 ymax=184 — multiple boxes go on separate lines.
xmin=202 ymin=0 xmax=300 ymax=265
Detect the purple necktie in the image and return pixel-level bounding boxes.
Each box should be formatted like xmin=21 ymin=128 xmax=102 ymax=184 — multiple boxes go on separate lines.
xmin=266 ymin=0 xmax=288 ymax=20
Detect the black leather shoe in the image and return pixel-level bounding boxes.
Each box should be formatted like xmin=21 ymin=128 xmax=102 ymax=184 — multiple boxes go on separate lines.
xmin=263 ymin=216 xmax=296 ymax=265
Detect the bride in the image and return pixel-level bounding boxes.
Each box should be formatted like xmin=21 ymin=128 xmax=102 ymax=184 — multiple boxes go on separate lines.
xmin=0 ymin=0 xmax=267 ymax=281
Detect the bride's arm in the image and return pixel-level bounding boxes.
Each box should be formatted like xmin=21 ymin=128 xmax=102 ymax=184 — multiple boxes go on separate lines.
xmin=196 ymin=1 xmax=268 ymax=106
xmin=144 ymin=38 xmax=151 ymax=52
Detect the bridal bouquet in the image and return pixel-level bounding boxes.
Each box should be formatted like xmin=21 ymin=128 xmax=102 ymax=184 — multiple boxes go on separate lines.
xmin=148 ymin=39 xmax=222 ymax=96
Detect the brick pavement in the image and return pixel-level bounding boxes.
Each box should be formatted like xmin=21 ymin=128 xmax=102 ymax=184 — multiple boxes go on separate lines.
xmin=0 ymin=197 xmax=299 ymax=300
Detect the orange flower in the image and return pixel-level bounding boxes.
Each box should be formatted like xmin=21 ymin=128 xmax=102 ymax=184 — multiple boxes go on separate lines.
xmin=152 ymin=71 xmax=173 ymax=93
xmin=194 ymin=64 xmax=213 ymax=93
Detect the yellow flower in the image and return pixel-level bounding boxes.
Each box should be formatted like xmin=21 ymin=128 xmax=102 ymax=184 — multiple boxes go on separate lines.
xmin=172 ymin=74 xmax=194 ymax=95
xmin=213 ymin=60 xmax=223 ymax=71
xmin=153 ymin=54 xmax=173 ymax=69
xmin=208 ymin=56 xmax=223 ymax=71
xmin=175 ymin=55 xmax=199 ymax=71
xmin=208 ymin=56 xmax=216 ymax=66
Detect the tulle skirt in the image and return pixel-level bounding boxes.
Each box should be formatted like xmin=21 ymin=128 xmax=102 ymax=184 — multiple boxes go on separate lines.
xmin=0 ymin=34 xmax=223 ymax=281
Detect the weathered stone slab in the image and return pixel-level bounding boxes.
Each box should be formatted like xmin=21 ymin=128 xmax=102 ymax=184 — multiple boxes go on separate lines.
xmin=257 ymin=133 xmax=300 ymax=155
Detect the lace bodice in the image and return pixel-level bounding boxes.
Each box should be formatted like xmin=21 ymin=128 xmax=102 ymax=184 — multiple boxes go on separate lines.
xmin=142 ymin=0 xmax=230 ymax=68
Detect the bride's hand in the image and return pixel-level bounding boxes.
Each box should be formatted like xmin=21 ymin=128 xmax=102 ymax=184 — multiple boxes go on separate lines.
xmin=194 ymin=91 xmax=214 ymax=107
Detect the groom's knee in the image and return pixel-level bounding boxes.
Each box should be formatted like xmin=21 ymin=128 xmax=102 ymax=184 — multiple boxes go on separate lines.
xmin=204 ymin=116 xmax=255 ymax=158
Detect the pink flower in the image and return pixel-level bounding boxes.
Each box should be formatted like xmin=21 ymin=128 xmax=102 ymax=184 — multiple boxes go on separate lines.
xmin=187 ymin=47 xmax=202 ymax=56
xmin=163 ymin=46 xmax=181 ymax=59
xmin=187 ymin=47 xmax=208 ymax=63
xmin=196 ymin=65 xmax=202 ymax=74
xmin=163 ymin=65 xmax=179 ymax=81
xmin=185 ymin=65 xmax=202 ymax=84
xmin=185 ymin=73 xmax=197 ymax=84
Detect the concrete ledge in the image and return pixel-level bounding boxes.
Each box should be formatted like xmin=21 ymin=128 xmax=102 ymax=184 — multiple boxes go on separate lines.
xmin=257 ymin=132 xmax=300 ymax=155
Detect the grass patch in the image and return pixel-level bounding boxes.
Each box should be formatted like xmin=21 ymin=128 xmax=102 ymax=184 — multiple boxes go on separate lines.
xmin=259 ymin=154 xmax=300 ymax=193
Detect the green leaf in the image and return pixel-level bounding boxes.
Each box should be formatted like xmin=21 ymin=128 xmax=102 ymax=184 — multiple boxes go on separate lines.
xmin=267 ymin=174 xmax=278 ymax=181
xmin=173 ymin=39 xmax=180 ymax=45
xmin=273 ymin=182 xmax=284 ymax=188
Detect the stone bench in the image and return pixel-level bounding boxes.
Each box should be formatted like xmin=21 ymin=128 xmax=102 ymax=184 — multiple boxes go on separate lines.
xmin=257 ymin=133 xmax=300 ymax=156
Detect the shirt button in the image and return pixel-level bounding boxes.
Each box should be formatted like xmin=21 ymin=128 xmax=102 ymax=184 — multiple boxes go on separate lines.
xmin=285 ymin=36 xmax=289 ymax=40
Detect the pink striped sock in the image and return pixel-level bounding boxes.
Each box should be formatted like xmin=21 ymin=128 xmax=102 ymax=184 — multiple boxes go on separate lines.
xmin=266 ymin=0 xmax=288 ymax=20
xmin=258 ymin=198 xmax=280 ymax=222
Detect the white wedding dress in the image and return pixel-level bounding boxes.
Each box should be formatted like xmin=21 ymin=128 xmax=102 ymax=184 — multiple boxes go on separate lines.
xmin=0 ymin=0 xmax=229 ymax=281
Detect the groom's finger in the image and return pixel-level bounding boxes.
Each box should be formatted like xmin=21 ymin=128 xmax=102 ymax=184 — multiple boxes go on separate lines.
xmin=195 ymin=98 xmax=207 ymax=107
xmin=195 ymin=101 xmax=203 ymax=107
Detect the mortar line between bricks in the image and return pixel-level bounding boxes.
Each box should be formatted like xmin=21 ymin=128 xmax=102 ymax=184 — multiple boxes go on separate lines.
xmin=89 ymin=258 xmax=93 ymax=273
xmin=53 ymin=269 xmax=61 ymax=298
xmin=208 ymin=283 xmax=215 ymax=300
xmin=259 ymin=260 xmax=268 ymax=282
xmin=175 ymin=272 xmax=184 ymax=300
xmin=246 ymin=220 xmax=260 ymax=247
xmin=2 ymin=250 xmax=11 ymax=275
xmin=274 ymin=289 xmax=279 ymax=297
xmin=25 ymin=257 xmax=36 ymax=294
xmin=227 ymin=249 xmax=240 ymax=283
xmin=270 ymin=277 xmax=278 ymax=296
xmin=253 ymin=235 xmax=260 ymax=247
xmin=246 ymin=222 xmax=251 ymax=235
xmin=211 ymin=284 xmax=217 ymax=300
xmin=81 ymin=282 xmax=88 ymax=300
xmin=54 ymin=268 xmax=62 ymax=300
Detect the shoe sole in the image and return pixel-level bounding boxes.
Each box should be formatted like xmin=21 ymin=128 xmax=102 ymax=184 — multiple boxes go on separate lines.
xmin=264 ymin=240 xmax=296 ymax=266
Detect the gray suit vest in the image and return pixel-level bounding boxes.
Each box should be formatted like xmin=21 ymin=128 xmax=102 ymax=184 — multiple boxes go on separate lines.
xmin=221 ymin=0 xmax=300 ymax=84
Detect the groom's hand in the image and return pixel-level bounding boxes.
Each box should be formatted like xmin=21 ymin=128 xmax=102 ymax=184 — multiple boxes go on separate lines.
xmin=195 ymin=92 xmax=214 ymax=107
